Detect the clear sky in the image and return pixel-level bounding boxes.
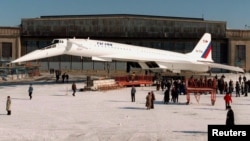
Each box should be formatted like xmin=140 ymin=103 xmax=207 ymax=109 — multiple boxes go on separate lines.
xmin=0 ymin=0 xmax=249 ymax=29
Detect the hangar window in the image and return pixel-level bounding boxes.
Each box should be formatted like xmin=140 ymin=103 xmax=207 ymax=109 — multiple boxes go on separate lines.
xmin=213 ymin=42 xmax=225 ymax=63
xmin=175 ymin=42 xmax=185 ymax=53
xmin=2 ymin=42 xmax=12 ymax=58
xmin=26 ymin=41 xmax=38 ymax=53
xmin=184 ymin=42 xmax=194 ymax=53
xmin=38 ymin=41 xmax=50 ymax=49
xmin=235 ymin=45 xmax=246 ymax=68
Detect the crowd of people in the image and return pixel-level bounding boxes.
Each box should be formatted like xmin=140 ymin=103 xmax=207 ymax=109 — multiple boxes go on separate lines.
xmin=155 ymin=74 xmax=249 ymax=126
xmin=157 ymin=78 xmax=187 ymax=104
xmin=130 ymin=86 xmax=156 ymax=109
xmin=145 ymin=91 xmax=155 ymax=110
xmin=55 ymin=70 xmax=69 ymax=83
xmin=217 ymin=74 xmax=249 ymax=97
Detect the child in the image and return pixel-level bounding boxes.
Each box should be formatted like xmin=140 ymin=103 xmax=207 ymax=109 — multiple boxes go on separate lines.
xmin=224 ymin=93 xmax=232 ymax=110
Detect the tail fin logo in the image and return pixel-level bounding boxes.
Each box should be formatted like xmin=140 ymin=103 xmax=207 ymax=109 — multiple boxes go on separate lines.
xmin=201 ymin=44 xmax=212 ymax=59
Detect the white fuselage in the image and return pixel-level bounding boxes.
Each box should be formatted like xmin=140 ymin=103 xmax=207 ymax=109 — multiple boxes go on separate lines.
xmin=67 ymin=39 xmax=194 ymax=62
xmin=63 ymin=39 xmax=208 ymax=72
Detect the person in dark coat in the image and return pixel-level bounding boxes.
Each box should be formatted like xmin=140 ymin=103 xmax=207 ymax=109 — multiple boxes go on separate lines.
xmin=226 ymin=106 xmax=234 ymax=126
xmin=145 ymin=92 xmax=152 ymax=110
xmin=62 ymin=73 xmax=66 ymax=83
xmin=235 ymin=81 xmax=240 ymax=97
xmin=150 ymin=91 xmax=155 ymax=109
xmin=218 ymin=76 xmax=225 ymax=94
xmin=244 ymin=81 xmax=249 ymax=97
xmin=131 ymin=85 xmax=136 ymax=102
xmin=164 ymin=88 xmax=170 ymax=104
xmin=65 ymin=73 xmax=69 ymax=83
xmin=161 ymin=79 xmax=165 ymax=91
xmin=72 ymin=82 xmax=77 ymax=96
xmin=28 ymin=84 xmax=34 ymax=100
xmin=55 ymin=70 xmax=60 ymax=82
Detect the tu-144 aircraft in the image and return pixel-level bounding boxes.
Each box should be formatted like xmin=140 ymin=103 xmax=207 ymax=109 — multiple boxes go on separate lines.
xmin=11 ymin=33 xmax=244 ymax=73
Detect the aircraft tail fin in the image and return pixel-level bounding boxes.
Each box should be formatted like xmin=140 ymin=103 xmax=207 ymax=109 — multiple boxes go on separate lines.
xmin=187 ymin=33 xmax=213 ymax=62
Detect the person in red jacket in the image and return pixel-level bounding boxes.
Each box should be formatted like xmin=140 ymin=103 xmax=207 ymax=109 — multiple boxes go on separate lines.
xmin=224 ymin=93 xmax=232 ymax=110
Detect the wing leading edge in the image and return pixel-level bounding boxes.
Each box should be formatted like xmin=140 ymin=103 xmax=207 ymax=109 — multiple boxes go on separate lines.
xmin=203 ymin=62 xmax=244 ymax=72
xmin=153 ymin=61 xmax=244 ymax=73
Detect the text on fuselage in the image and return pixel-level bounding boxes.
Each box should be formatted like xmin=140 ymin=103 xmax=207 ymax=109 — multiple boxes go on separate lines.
xmin=97 ymin=42 xmax=113 ymax=47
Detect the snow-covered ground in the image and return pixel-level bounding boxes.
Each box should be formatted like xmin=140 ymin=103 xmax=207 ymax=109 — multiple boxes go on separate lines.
xmin=0 ymin=73 xmax=249 ymax=141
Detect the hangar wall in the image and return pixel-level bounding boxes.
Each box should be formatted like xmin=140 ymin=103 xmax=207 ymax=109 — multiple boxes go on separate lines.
xmin=19 ymin=14 xmax=231 ymax=72
xmin=0 ymin=27 xmax=20 ymax=67
xmin=227 ymin=30 xmax=250 ymax=71
xmin=21 ymin=14 xmax=226 ymax=38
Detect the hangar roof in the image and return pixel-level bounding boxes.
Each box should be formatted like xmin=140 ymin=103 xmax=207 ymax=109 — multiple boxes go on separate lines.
xmin=39 ymin=14 xmax=204 ymax=21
